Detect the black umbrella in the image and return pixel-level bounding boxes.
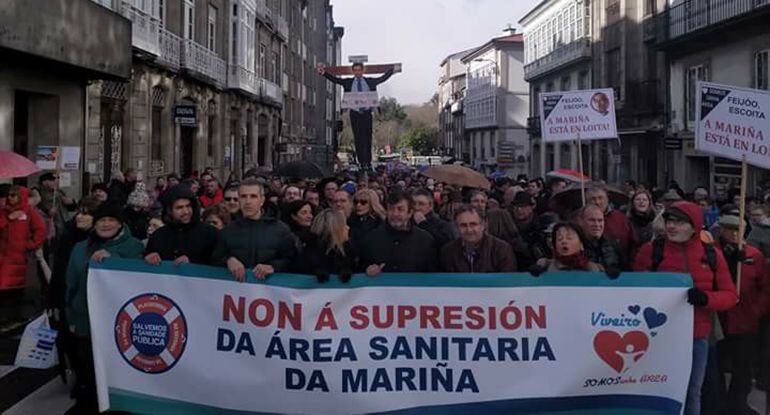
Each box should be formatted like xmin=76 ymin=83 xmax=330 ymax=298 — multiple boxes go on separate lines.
xmin=276 ymin=161 xmax=328 ymax=179
xmin=548 ymin=182 xmax=629 ymax=217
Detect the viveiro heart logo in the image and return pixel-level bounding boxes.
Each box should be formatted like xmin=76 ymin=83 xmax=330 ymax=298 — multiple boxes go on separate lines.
xmin=593 ymin=330 xmax=649 ymax=373
xmin=643 ymin=307 xmax=667 ymax=330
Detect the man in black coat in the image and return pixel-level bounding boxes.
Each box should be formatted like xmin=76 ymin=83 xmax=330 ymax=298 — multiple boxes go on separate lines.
xmin=510 ymin=192 xmax=551 ymax=271
xmin=319 ymin=62 xmax=394 ymax=170
xmin=359 ymin=189 xmax=437 ymax=275
xmin=144 ymin=186 xmax=219 ymax=266
xmin=411 ymin=188 xmax=454 ymax=249
xmin=212 ymin=179 xmax=297 ymax=281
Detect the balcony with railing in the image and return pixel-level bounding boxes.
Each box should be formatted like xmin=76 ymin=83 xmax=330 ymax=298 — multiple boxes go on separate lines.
xmin=228 ymin=64 xmax=260 ymax=96
xmin=524 ymin=38 xmax=592 ymax=81
xmin=261 ymin=79 xmax=284 ymax=107
xmin=181 ymin=40 xmax=227 ymax=87
xmin=157 ymin=28 xmax=181 ymax=70
xmin=118 ymin=1 xmax=160 ymax=56
xmin=623 ymin=79 xmax=661 ymax=117
xmin=657 ymin=0 xmax=770 ymax=44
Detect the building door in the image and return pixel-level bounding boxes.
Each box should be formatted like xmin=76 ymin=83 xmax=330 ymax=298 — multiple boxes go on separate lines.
xmin=180 ymin=126 xmax=195 ymax=178
xmin=258 ymin=114 xmax=269 ymax=166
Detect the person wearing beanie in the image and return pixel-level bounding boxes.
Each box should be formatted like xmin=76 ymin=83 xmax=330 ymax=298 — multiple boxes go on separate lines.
xmin=64 ymin=202 xmax=142 ymax=414
xmin=634 ymin=201 xmax=737 ymax=415
xmin=124 ymin=182 xmax=152 ymax=241
xmin=145 ymin=185 xmax=219 ymax=266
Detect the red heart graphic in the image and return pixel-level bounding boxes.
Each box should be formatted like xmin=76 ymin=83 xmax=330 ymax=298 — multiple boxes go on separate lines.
xmin=593 ymin=330 xmax=649 ymax=373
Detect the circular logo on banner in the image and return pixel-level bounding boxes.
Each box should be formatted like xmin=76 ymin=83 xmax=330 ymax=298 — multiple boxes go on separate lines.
xmin=114 ymin=293 xmax=187 ymax=374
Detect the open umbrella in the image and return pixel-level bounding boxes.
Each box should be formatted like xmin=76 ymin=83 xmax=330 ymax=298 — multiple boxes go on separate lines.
xmin=548 ymin=182 xmax=628 ymax=217
xmin=546 ymin=168 xmax=591 ymax=182
xmin=422 ymin=165 xmax=490 ymax=190
xmin=276 ymin=160 xmax=328 ymax=179
xmin=0 ymin=151 xmax=40 ymax=179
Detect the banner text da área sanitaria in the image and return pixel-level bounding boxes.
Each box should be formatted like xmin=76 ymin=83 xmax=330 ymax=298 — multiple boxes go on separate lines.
xmin=88 ymin=259 xmax=693 ymax=415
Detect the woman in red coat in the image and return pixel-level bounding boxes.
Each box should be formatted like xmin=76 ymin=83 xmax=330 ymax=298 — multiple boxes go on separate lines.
xmin=0 ymin=186 xmax=46 ymax=290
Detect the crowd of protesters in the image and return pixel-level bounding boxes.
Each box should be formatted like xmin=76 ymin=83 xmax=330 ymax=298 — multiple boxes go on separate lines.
xmin=1 ymin=164 xmax=769 ymax=414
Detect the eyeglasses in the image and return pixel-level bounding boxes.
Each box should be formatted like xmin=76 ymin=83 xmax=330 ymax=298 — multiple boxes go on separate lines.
xmin=224 ymin=197 xmax=239 ymax=202
xmin=355 ymin=200 xmax=368 ymax=205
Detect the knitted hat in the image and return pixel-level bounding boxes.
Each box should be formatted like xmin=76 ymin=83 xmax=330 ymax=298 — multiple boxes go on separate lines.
xmin=93 ymin=203 xmax=125 ymax=223
xmin=127 ymin=182 xmax=151 ymax=208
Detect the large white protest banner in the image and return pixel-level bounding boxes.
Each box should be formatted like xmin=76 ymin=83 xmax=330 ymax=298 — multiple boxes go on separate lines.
xmin=88 ymin=259 xmax=692 ymax=415
xmin=696 ymin=82 xmax=770 ymax=168
xmin=539 ymin=88 xmax=618 ymax=143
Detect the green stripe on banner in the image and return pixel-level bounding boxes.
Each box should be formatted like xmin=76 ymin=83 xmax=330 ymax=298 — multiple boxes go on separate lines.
xmin=108 ymin=388 xmax=672 ymax=415
xmin=91 ymin=258 xmax=692 ymax=289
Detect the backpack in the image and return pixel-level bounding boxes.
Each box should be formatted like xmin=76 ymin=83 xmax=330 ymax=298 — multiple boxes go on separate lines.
xmin=650 ymin=236 xmax=718 ymax=288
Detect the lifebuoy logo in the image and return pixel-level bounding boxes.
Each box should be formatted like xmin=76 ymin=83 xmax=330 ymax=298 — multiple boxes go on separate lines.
xmin=115 ymin=293 xmax=187 ymax=374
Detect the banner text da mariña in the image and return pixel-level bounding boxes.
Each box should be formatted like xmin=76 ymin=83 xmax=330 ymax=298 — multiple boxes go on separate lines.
xmin=216 ymin=295 xmax=555 ymax=393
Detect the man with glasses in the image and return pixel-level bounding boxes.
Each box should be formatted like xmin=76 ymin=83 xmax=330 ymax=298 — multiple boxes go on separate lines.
xmin=145 ymin=186 xmax=219 ymax=266
xmin=223 ymin=186 xmax=241 ymax=218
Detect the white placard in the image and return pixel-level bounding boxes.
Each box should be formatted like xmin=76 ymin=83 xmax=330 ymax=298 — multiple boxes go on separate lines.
xmin=60 ymin=146 xmax=81 ymax=170
xmin=341 ymin=91 xmax=380 ymax=110
xmin=695 ymin=81 xmax=770 ymax=169
xmin=58 ymin=172 xmax=72 ymax=188
xmin=539 ymin=89 xmax=618 ymax=143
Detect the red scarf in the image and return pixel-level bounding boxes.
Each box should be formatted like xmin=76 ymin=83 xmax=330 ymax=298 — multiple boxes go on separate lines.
xmin=555 ymin=250 xmax=590 ymax=270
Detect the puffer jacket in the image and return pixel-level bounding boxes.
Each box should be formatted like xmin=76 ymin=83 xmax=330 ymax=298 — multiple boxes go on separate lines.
xmin=0 ymin=187 xmax=46 ymax=290
xmin=604 ymin=208 xmax=633 ymax=261
xmin=634 ymin=201 xmax=738 ymax=339
xmin=65 ymin=227 xmax=144 ymax=337
xmin=212 ymin=216 xmax=297 ymax=270
xmin=716 ymin=241 xmax=768 ymax=334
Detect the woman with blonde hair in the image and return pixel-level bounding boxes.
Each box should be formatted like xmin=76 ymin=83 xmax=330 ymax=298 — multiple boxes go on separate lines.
xmin=299 ymin=209 xmax=356 ymax=283
xmin=348 ymin=189 xmax=385 ymax=244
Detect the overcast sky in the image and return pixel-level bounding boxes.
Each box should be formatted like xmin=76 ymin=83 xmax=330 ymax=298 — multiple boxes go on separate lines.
xmin=329 ymin=0 xmax=541 ymax=105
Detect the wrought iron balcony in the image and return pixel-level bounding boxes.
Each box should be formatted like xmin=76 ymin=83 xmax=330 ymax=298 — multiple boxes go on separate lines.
xmin=657 ymin=0 xmax=770 ymax=44
xmin=261 ymin=79 xmax=284 ymax=106
xmin=157 ymin=28 xmax=181 ymax=70
xmin=181 ymin=39 xmax=227 ymax=87
xmin=228 ymin=64 xmax=260 ymax=96
xmin=524 ymin=38 xmax=592 ymax=81
xmin=119 ymin=1 xmax=160 ymax=56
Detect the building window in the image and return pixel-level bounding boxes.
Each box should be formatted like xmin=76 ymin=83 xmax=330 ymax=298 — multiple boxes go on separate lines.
xmin=207 ymin=5 xmax=217 ymax=52
xmin=561 ymin=76 xmax=571 ymax=91
xmin=208 ymin=114 xmax=215 ymax=157
xmin=533 ymin=86 xmax=541 ymax=114
xmin=231 ymin=4 xmax=238 ymax=65
xmin=183 ymin=0 xmax=194 ymax=41
xmin=545 ymin=82 xmax=554 ymax=92
xmin=644 ymin=0 xmax=656 ymax=16
xmin=151 ymin=107 xmax=162 ymax=161
xmin=606 ymin=49 xmax=621 ymax=98
xmin=686 ymin=64 xmax=709 ymax=125
xmin=489 ymin=132 xmax=495 ymax=158
xmin=259 ymin=44 xmax=266 ymax=78
xmin=756 ymin=50 xmax=769 ymax=90
xmin=576 ymin=2 xmax=585 ymax=38
xmin=578 ymin=71 xmax=589 ymax=89
xmin=158 ymin=0 xmax=165 ymax=26
xmin=606 ymin=0 xmax=621 ymax=25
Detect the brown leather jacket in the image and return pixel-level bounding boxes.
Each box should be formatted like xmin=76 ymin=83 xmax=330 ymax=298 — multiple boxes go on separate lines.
xmin=440 ymin=233 xmax=517 ymax=273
